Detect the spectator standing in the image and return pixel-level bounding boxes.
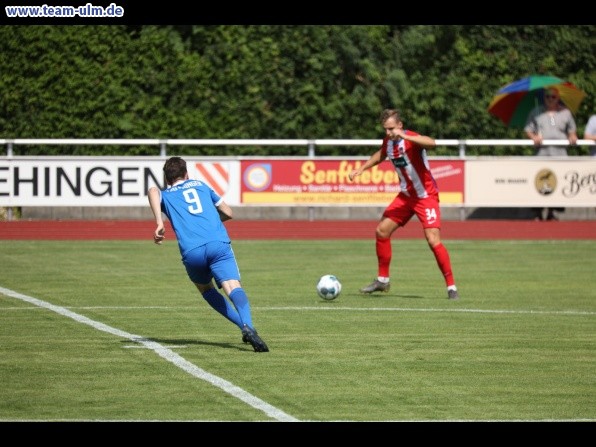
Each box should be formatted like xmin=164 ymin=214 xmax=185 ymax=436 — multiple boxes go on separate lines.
xmin=583 ymin=114 xmax=596 ymax=156
xmin=524 ymin=87 xmax=578 ymax=220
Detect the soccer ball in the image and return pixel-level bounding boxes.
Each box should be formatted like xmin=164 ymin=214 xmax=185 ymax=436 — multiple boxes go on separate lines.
xmin=316 ymin=274 xmax=342 ymax=300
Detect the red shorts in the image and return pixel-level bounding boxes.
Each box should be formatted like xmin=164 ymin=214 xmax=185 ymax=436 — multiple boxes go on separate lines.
xmin=383 ymin=192 xmax=441 ymax=229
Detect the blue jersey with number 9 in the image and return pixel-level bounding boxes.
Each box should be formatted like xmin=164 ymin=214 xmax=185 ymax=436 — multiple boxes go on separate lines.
xmin=159 ymin=179 xmax=230 ymax=256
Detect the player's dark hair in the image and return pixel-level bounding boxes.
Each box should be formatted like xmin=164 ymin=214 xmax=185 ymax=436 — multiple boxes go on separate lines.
xmin=380 ymin=108 xmax=401 ymax=124
xmin=163 ymin=156 xmax=187 ymax=185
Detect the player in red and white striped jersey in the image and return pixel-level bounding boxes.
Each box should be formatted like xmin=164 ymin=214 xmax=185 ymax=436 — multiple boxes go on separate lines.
xmin=349 ymin=109 xmax=459 ymax=300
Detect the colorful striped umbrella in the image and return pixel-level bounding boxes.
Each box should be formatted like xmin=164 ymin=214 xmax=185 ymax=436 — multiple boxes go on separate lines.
xmin=488 ymin=75 xmax=586 ymax=128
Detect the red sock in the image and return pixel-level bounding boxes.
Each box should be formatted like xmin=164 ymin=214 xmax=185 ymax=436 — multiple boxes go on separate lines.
xmin=431 ymin=242 xmax=455 ymax=287
xmin=376 ymin=236 xmax=391 ymax=278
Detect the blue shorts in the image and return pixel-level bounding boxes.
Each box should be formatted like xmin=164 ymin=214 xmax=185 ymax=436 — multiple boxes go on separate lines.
xmin=182 ymin=241 xmax=241 ymax=287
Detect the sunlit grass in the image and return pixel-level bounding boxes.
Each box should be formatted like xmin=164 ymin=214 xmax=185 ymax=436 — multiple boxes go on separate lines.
xmin=0 ymin=240 xmax=594 ymax=421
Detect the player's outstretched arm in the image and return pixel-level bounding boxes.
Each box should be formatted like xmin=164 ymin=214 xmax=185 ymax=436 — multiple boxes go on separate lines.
xmin=349 ymin=149 xmax=384 ymax=181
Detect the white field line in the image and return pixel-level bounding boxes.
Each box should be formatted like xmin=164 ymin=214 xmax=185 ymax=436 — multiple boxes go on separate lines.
xmin=265 ymin=307 xmax=596 ymax=315
xmin=3 ymin=305 xmax=594 ymax=316
xmin=0 ymin=286 xmax=300 ymax=423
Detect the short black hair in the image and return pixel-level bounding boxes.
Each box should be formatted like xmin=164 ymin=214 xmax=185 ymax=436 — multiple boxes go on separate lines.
xmin=163 ymin=156 xmax=187 ymax=185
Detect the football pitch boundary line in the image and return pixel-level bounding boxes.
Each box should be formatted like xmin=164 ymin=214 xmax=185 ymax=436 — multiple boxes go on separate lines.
xmin=0 ymin=285 xmax=300 ymax=423
xmin=3 ymin=304 xmax=594 ymax=316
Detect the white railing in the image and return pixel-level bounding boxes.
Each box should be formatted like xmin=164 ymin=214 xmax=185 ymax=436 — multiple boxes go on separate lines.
xmin=1 ymin=139 xmax=594 ymax=157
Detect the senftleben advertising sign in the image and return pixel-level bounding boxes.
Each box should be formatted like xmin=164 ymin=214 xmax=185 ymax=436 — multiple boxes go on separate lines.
xmin=240 ymin=159 xmax=464 ymax=206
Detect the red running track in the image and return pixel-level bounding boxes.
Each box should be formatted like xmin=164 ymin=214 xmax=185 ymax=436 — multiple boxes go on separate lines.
xmin=0 ymin=220 xmax=594 ymax=240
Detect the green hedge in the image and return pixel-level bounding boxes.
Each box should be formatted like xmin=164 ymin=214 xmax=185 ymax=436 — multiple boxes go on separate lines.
xmin=1 ymin=25 xmax=594 ymax=156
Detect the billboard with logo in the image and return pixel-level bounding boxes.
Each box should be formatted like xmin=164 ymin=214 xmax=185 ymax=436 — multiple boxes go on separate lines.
xmin=0 ymin=158 xmax=240 ymax=206
xmin=465 ymin=159 xmax=596 ymax=207
xmin=2 ymin=156 xmax=593 ymax=208
xmin=240 ymin=159 xmax=464 ymax=206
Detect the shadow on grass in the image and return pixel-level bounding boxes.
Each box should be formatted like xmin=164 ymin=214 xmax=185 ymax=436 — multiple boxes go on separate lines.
xmin=354 ymin=293 xmax=424 ymax=299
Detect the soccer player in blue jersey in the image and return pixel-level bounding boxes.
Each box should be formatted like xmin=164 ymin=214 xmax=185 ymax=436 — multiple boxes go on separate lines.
xmin=148 ymin=156 xmax=269 ymax=352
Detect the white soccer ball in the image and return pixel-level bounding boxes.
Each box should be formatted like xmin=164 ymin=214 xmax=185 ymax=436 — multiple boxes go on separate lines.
xmin=316 ymin=274 xmax=342 ymax=300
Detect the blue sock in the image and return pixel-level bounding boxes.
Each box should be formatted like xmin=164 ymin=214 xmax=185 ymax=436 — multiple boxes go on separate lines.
xmin=202 ymin=288 xmax=242 ymax=327
xmin=228 ymin=288 xmax=253 ymax=329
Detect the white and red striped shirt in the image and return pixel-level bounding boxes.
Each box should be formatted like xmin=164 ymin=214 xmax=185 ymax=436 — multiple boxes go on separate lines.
xmin=381 ymin=130 xmax=439 ymax=199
